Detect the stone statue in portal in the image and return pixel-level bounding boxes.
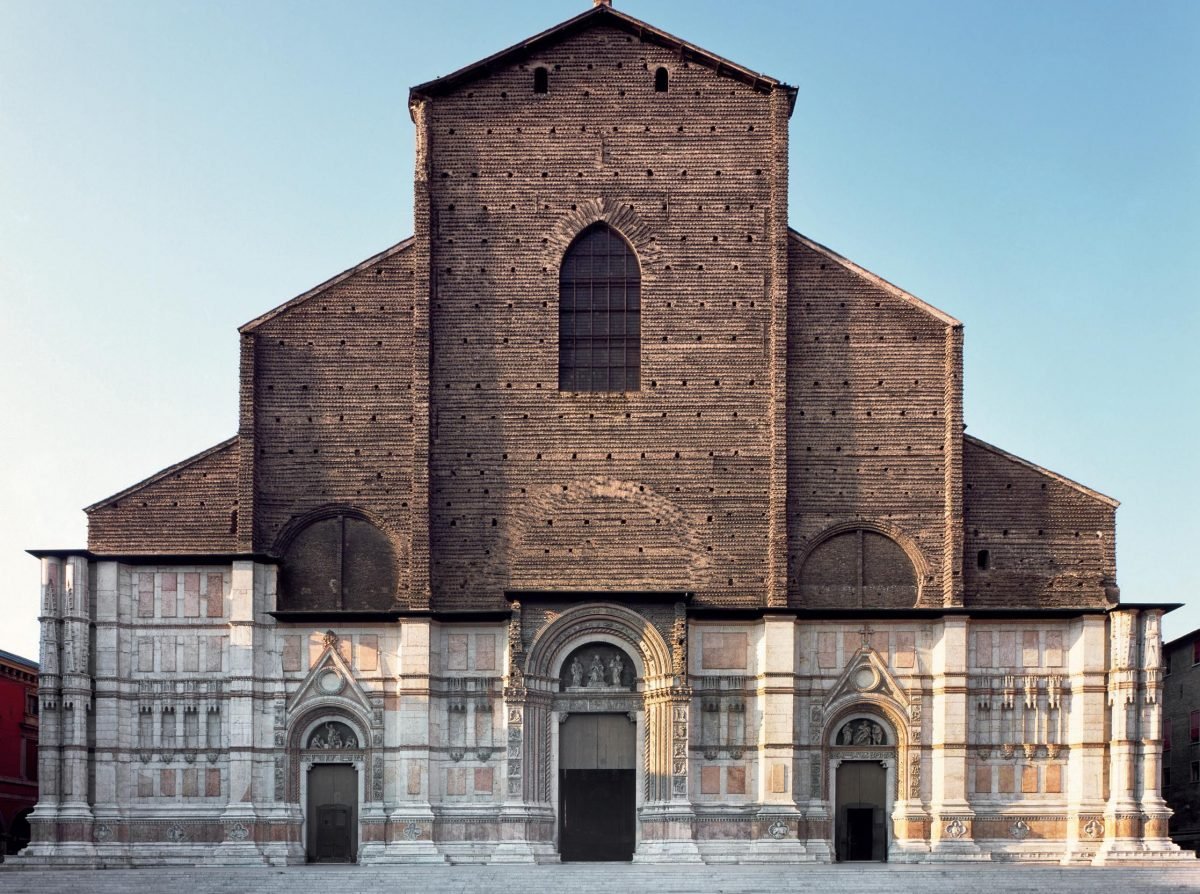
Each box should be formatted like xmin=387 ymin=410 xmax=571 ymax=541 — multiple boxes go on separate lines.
xmin=587 ymin=654 xmax=604 ymax=687
xmin=608 ymin=653 xmax=624 ymax=687
xmin=570 ymin=656 xmax=584 ymax=687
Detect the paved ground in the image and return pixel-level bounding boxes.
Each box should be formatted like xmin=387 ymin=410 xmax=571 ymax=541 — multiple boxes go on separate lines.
xmin=2 ymin=863 xmax=1200 ymax=894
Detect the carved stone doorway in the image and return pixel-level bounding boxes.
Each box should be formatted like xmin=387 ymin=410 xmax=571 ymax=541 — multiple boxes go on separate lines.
xmin=835 ymin=760 xmax=887 ymax=862
xmin=558 ymin=712 xmax=637 ymax=861
xmin=307 ymin=763 xmax=358 ymax=863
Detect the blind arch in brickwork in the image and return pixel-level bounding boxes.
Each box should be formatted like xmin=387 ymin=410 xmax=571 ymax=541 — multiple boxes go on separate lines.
xmin=275 ymin=507 xmax=400 ymax=612
xmin=797 ymin=524 xmax=923 ymax=609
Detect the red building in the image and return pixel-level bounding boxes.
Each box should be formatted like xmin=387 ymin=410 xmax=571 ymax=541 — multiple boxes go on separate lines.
xmin=0 ymin=648 xmax=38 ymax=859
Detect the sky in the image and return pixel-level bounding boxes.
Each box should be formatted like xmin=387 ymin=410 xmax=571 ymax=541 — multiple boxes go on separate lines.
xmin=0 ymin=0 xmax=1196 ymax=662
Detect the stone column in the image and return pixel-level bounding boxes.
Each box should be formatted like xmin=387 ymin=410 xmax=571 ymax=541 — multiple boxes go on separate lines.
xmin=1135 ymin=610 xmax=1178 ymax=853
xmin=490 ymin=604 xmax=556 ymax=864
xmin=632 ymin=682 xmax=701 ymax=863
xmin=1098 ymin=608 xmax=1141 ymax=862
xmin=215 ymin=559 xmax=265 ymax=863
xmin=927 ymin=617 xmax=980 ymax=859
xmin=748 ymin=616 xmax=809 ymax=861
xmin=381 ymin=618 xmax=443 ymax=862
xmin=56 ymin=555 xmax=96 ymax=859
xmin=27 ymin=556 xmax=64 ymax=855
xmin=90 ymin=561 xmax=123 ymax=852
xmin=1064 ymin=615 xmax=1108 ymax=862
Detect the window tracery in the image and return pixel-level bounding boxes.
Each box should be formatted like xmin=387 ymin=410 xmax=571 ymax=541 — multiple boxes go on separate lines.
xmin=559 ymin=224 xmax=640 ymax=392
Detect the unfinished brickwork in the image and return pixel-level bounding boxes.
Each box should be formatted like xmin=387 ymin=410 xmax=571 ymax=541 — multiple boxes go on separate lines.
xmin=22 ymin=1 xmax=1187 ymax=869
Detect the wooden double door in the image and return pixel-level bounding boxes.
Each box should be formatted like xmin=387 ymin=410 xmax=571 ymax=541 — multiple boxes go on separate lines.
xmin=307 ymin=764 xmax=358 ymax=863
xmin=835 ymin=760 xmax=888 ymax=861
xmin=558 ymin=713 xmax=637 ymax=862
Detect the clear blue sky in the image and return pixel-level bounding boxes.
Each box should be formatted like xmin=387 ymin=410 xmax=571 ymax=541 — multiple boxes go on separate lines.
xmin=1 ymin=0 xmax=1196 ymax=661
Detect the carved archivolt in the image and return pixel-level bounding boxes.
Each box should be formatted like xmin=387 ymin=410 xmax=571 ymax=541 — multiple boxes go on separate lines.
xmin=822 ymin=700 xmax=914 ymax=802
xmin=524 ymin=602 xmax=675 ymax=689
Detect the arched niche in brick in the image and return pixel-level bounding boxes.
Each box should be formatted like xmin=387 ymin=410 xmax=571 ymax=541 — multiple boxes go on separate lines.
xmin=797 ymin=524 xmax=922 ymax=609
xmin=276 ymin=508 xmax=399 ymax=612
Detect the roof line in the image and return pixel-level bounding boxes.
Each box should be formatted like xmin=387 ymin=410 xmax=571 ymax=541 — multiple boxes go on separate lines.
xmin=239 ymin=236 xmax=415 ymax=333
xmin=0 ymin=648 xmax=38 ymax=670
xmin=789 ymin=229 xmax=962 ymax=327
xmin=408 ymin=5 xmax=796 ymax=113
xmin=964 ymin=433 xmax=1119 ymax=508
xmin=84 ymin=435 xmax=239 ymax=514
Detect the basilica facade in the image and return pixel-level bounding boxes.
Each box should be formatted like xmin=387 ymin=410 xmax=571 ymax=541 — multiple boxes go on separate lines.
xmin=22 ymin=1 xmax=1186 ymax=866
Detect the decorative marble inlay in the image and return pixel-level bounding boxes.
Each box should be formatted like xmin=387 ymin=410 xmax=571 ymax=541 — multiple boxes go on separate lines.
xmin=1009 ymin=820 xmax=1030 ymax=840
xmin=1084 ymin=819 xmax=1104 ymax=840
xmin=166 ymin=824 xmax=187 ymax=843
xmin=402 ymin=822 xmax=421 ymax=841
xmin=227 ymin=822 xmax=249 ymax=842
xmin=767 ymin=819 xmax=789 ymax=840
xmin=945 ymin=819 xmax=967 ymax=839
xmin=94 ymin=823 xmax=113 ymax=843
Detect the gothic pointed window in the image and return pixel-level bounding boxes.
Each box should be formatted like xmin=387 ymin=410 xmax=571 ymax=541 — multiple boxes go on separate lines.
xmin=559 ymin=223 xmax=640 ymax=392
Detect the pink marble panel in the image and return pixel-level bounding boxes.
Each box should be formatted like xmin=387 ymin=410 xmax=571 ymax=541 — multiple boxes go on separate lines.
xmin=282 ymin=636 xmax=302 ymax=672
xmin=160 ymin=573 xmax=177 ymax=618
xmin=137 ymin=574 xmax=155 ymax=618
xmin=183 ymin=573 xmax=200 ymax=618
xmin=474 ymin=634 xmax=496 ymax=670
xmin=1022 ymin=630 xmax=1040 ymax=667
xmin=357 ymin=634 xmax=379 ymax=672
xmin=447 ymin=634 xmax=468 ymax=671
xmin=817 ymin=631 xmax=837 ymax=668
xmin=205 ymin=573 xmax=224 ymax=618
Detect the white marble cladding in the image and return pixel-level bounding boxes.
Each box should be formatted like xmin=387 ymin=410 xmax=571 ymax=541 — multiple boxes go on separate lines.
xmin=21 ymin=558 xmax=1186 ymax=866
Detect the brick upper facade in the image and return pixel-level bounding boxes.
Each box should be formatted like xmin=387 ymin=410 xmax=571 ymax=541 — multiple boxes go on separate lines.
xmin=84 ymin=5 xmax=1118 ymax=613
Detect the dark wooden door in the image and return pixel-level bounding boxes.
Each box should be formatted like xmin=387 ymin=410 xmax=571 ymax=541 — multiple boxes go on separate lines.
xmin=559 ymin=713 xmax=636 ymax=861
xmin=845 ymin=807 xmax=874 ymax=860
xmin=835 ymin=760 xmax=888 ymax=862
xmin=307 ymin=764 xmax=357 ymax=863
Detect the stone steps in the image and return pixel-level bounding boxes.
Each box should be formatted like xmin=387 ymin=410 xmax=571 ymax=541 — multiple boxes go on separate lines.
xmin=3 ymin=863 xmax=1200 ymax=894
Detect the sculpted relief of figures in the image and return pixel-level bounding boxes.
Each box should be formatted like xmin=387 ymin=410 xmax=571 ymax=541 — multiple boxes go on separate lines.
xmin=306 ymin=721 xmax=359 ymax=750
xmin=835 ymin=718 xmax=887 ymax=746
xmin=561 ymin=643 xmax=633 ymax=691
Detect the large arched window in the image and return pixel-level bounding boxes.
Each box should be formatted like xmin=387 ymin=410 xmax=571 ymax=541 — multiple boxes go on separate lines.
xmin=798 ymin=528 xmax=917 ymax=608
xmin=559 ymin=223 xmax=640 ymax=392
xmin=277 ymin=512 xmax=397 ymax=612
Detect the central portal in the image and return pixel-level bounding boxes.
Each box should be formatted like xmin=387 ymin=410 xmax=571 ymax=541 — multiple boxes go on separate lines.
xmin=559 ymin=712 xmax=637 ymax=861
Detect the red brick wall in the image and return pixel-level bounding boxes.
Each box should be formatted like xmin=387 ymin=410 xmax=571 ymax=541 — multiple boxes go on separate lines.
xmin=786 ymin=234 xmax=957 ymax=606
xmin=244 ymin=246 xmax=417 ymax=601
xmin=962 ymin=436 xmax=1115 ymax=608
xmin=418 ymin=24 xmax=789 ymax=609
xmin=87 ymin=439 xmax=239 ymax=553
